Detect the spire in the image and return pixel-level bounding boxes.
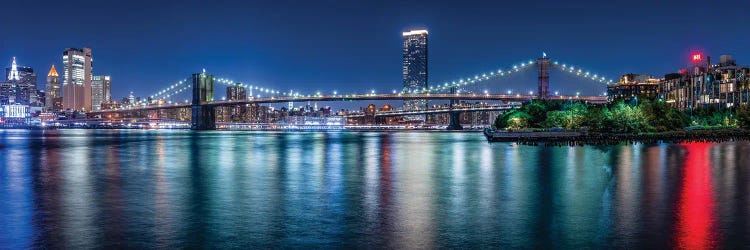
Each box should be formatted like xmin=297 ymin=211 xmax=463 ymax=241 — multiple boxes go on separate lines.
xmin=8 ymin=57 xmax=20 ymax=81
xmin=48 ymin=65 xmax=59 ymax=77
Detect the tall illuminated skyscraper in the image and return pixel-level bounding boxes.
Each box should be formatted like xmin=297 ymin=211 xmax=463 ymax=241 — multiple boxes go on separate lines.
xmin=45 ymin=65 xmax=61 ymax=111
xmin=5 ymin=57 xmax=38 ymax=106
xmin=402 ymin=29 xmax=428 ymax=119
xmin=62 ymin=47 xmax=93 ymax=111
xmin=7 ymin=57 xmax=20 ymax=81
xmin=91 ymin=75 xmax=110 ymax=111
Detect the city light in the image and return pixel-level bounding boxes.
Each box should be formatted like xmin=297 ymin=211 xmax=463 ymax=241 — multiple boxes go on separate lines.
xmin=692 ymin=52 xmax=703 ymax=62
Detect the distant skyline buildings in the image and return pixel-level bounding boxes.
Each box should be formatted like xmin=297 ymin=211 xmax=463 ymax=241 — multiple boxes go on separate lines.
xmin=4 ymin=57 xmax=39 ymax=106
xmin=45 ymin=65 xmax=61 ymax=111
xmin=1 ymin=52 xmax=114 ymax=113
xmin=226 ymin=84 xmax=247 ymax=101
xmin=402 ymin=29 xmax=429 ymax=116
xmin=62 ymin=47 xmax=92 ymax=111
xmin=91 ymin=75 xmax=110 ymax=111
xmin=7 ymin=57 xmax=20 ymax=81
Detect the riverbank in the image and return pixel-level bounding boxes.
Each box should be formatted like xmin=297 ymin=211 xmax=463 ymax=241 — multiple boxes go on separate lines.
xmin=485 ymin=128 xmax=750 ymax=146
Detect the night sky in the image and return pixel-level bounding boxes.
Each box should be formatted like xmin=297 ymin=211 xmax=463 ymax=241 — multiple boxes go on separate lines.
xmin=2 ymin=0 xmax=749 ymax=100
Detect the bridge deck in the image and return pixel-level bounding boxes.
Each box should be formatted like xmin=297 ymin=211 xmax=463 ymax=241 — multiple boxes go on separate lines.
xmin=88 ymin=94 xmax=607 ymax=114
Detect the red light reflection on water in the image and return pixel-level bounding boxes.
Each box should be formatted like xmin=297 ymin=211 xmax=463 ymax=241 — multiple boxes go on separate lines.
xmin=675 ymin=142 xmax=717 ymax=250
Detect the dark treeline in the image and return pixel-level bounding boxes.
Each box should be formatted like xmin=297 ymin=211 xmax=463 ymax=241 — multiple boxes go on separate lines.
xmin=494 ymin=98 xmax=750 ymax=132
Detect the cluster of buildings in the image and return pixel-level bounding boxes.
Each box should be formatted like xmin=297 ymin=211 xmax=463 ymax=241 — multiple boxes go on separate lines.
xmin=1 ymin=47 xmax=112 ymax=123
xmin=607 ymin=54 xmax=750 ymax=110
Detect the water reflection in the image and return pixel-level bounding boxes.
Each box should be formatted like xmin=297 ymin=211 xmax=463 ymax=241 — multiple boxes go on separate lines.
xmin=0 ymin=130 xmax=749 ymax=248
xmin=674 ymin=143 xmax=717 ymax=249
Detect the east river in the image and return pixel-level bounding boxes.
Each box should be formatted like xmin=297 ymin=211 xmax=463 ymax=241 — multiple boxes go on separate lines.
xmin=0 ymin=129 xmax=749 ymax=249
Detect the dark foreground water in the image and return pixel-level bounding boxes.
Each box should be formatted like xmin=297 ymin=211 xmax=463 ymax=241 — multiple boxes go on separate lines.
xmin=0 ymin=130 xmax=749 ymax=249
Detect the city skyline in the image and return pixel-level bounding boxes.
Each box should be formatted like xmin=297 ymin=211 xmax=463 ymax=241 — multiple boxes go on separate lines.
xmin=2 ymin=0 xmax=749 ymax=99
xmin=2 ymin=1 xmax=750 ymax=248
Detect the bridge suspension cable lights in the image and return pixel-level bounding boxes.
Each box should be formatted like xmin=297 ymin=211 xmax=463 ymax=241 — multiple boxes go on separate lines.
xmin=213 ymin=77 xmax=289 ymax=97
xmin=95 ymin=54 xmax=618 ymax=130
xmin=149 ymin=78 xmax=189 ymax=102
xmin=146 ymin=74 xmax=293 ymax=105
xmin=552 ymin=60 xmax=615 ymax=85
xmin=416 ymin=59 xmax=538 ymax=94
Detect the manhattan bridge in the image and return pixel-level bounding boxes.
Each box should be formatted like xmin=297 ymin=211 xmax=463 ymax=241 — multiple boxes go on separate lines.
xmin=87 ymin=54 xmax=612 ymax=130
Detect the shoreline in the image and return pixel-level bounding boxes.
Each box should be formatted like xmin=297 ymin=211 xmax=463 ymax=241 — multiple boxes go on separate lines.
xmin=485 ymin=128 xmax=750 ymax=146
xmin=0 ymin=126 xmax=486 ymax=133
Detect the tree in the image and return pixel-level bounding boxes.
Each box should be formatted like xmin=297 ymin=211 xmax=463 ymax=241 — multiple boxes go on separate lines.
xmin=609 ymin=101 xmax=647 ymax=133
xmin=507 ymin=113 xmax=530 ymax=130
xmin=543 ymin=111 xmax=569 ymax=128
xmin=524 ymin=100 xmax=549 ymax=128
xmin=582 ymin=106 xmax=613 ymax=132
xmin=737 ymin=105 xmax=750 ymax=130
xmin=494 ymin=110 xmax=532 ymax=130
xmin=640 ymin=99 xmax=689 ymax=132
xmin=494 ymin=110 xmax=517 ymax=129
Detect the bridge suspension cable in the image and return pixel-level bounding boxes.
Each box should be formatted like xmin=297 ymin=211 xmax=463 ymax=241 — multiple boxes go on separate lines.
xmin=421 ymin=59 xmax=537 ymax=94
xmin=149 ymin=78 xmax=189 ymax=101
xmin=147 ymin=75 xmax=293 ymax=103
xmin=551 ymin=60 xmax=614 ymax=85
xmin=214 ymin=77 xmax=289 ymax=97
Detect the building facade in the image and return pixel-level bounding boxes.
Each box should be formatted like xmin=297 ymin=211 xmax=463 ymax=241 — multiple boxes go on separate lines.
xmin=607 ymin=73 xmax=660 ymax=101
xmin=91 ymin=75 xmax=111 ymax=111
xmin=62 ymin=47 xmax=93 ymax=111
xmin=0 ymin=81 xmax=12 ymax=105
xmin=45 ymin=65 xmax=62 ymax=111
xmin=226 ymin=84 xmax=247 ymax=101
xmin=5 ymin=57 xmax=38 ymax=106
xmin=402 ymin=29 xmax=429 ymax=119
xmin=659 ymin=54 xmax=750 ymax=110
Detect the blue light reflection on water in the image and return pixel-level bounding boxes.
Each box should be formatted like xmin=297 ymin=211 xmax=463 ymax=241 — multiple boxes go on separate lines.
xmin=0 ymin=129 xmax=749 ymax=248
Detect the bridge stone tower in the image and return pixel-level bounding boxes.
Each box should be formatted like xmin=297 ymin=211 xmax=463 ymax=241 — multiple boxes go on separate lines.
xmin=537 ymin=56 xmax=551 ymax=99
xmin=446 ymin=86 xmax=463 ymax=130
xmin=191 ymin=72 xmax=216 ymax=130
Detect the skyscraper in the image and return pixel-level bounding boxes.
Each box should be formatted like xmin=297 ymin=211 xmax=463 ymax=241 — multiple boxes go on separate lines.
xmin=62 ymin=47 xmax=93 ymax=111
xmin=7 ymin=57 xmax=20 ymax=81
xmin=5 ymin=57 xmax=37 ymax=106
xmin=91 ymin=75 xmax=111 ymax=111
xmin=402 ymin=29 xmax=428 ymax=119
xmin=0 ymin=81 xmax=13 ymax=105
xmin=226 ymin=84 xmax=247 ymax=101
xmin=45 ymin=65 xmax=61 ymax=111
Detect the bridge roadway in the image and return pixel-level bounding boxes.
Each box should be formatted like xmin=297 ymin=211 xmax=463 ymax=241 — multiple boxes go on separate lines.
xmin=342 ymin=104 xmax=520 ymax=118
xmin=88 ymin=93 xmax=608 ymax=114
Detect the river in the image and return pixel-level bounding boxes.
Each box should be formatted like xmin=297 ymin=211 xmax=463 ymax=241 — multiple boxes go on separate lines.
xmin=0 ymin=129 xmax=748 ymax=248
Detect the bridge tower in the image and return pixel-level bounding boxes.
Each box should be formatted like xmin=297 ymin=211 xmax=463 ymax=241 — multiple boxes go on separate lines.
xmin=537 ymin=55 xmax=551 ymax=99
xmin=191 ymin=71 xmax=216 ymax=130
xmin=446 ymin=86 xmax=463 ymax=130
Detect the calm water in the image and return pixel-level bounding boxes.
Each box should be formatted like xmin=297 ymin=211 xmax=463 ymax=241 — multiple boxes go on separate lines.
xmin=0 ymin=130 xmax=749 ymax=249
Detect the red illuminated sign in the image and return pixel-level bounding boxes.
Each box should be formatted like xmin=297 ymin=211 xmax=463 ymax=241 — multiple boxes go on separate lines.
xmin=692 ymin=53 xmax=703 ymax=62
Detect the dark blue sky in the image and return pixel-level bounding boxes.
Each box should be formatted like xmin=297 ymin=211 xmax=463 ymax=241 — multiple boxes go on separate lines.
xmin=2 ymin=0 xmax=749 ymax=99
